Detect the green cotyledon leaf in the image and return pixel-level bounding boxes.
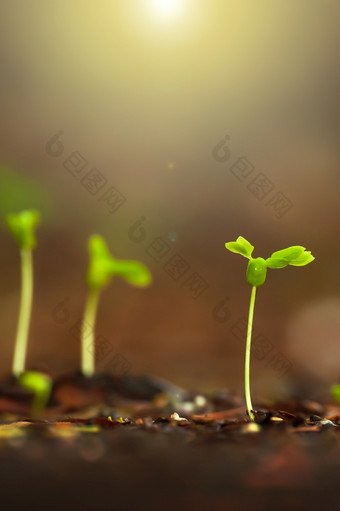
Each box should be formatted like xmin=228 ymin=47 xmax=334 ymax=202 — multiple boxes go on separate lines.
xmin=269 ymin=246 xmax=305 ymax=260
xmin=86 ymin=234 xmax=152 ymax=291
xmin=266 ymin=246 xmax=314 ymax=269
xmin=265 ymin=257 xmax=290 ymax=269
xmin=225 ymin=236 xmax=254 ymax=259
xmin=110 ymin=260 xmax=152 ymax=287
xmin=289 ymin=251 xmax=315 ymax=266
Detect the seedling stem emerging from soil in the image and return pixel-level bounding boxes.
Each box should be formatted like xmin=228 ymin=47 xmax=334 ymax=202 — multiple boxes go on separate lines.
xmin=225 ymin=236 xmax=314 ymax=421
xmin=18 ymin=370 xmax=52 ymax=417
xmin=82 ymin=234 xmax=152 ymax=377
xmin=6 ymin=210 xmax=40 ymax=377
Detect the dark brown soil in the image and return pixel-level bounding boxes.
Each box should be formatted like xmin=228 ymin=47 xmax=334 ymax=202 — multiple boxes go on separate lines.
xmin=0 ymin=373 xmax=339 ymax=511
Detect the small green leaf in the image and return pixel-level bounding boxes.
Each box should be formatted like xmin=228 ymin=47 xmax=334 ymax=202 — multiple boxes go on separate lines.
xmin=6 ymin=209 xmax=40 ymax=250
xmin=86 ymin=234 xmax=152 ymax=291
xmin=225 ymin=236 xmax=254 ymax=259
xmin=112 ymin=260 xmax=152 ymax=287
xmin=265 ymin=257 xmax=290 ymax=269
xmin=289 ymin=251 xmax=315 ymax=266
xmin=266 ymin=246 xmax=315 ymax=268
xmin=269 ymin=246 xmax=305 ymax=261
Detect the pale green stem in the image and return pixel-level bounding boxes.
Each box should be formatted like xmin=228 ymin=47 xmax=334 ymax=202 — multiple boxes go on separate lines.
xmin=13 ymin=249 xmax=33 ymax=377
xmin=81 ymin=289 xmax=100 ymax=377
xmin=245 ymin=285 xmax=256 ymax=421
xmin=31 ymin=388 xmax=50 ymax=417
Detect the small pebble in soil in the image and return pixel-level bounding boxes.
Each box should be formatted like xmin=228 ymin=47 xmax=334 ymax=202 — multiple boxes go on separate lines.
xmin=241 ymin=423 xmax=261 ymax=434
xmin=318 ymin=419 xmax=337 ymax=427
xmin=270 ymin=417 xmax=284 ymax=423
xmin=170 ymin=412 xmax=188 ymax=423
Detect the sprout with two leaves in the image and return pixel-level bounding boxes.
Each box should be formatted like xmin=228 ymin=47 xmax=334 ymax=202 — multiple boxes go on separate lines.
xmin=225 ymin=236 xmax=315 ymax=421
xmin=82 ymin=235 xmax=152 ymax=377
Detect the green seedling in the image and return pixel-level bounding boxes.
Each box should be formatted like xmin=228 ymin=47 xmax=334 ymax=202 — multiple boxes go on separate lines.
xmin=6 ymin=209 xmax=40 ymax=377
xmin=82 ymin=234 xmax=152 ymax=377
xmin=18 ymin=370 xmax=52 ymax=416
xmin=225 ymin=236 xmax=314 ymax=421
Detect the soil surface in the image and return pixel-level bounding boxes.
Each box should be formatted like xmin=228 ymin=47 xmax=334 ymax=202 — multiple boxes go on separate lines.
xmin=0 ymin=372 xmax=339 ymax=511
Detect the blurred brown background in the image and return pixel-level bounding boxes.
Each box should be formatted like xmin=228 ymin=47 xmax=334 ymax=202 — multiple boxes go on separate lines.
xmin=0 ymin=0 xmax=339 ymax=400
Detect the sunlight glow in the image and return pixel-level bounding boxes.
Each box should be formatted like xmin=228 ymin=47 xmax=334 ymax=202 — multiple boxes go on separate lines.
xmin=152 ymin=0 xmax=182 ymax=18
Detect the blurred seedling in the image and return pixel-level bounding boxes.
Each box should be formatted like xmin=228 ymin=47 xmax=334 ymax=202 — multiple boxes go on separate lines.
xmin=6 ymin=209 xmax=52 ymax=415
xmin=82 ymin=234 xmax=152 ymax=377
xmin=225 ymin=236 xmax=314 ymax=421
xmin=6 ymin=209 xmax=40 ymax=377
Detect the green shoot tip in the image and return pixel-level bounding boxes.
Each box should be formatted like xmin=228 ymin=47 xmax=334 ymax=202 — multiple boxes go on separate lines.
xmin=6 ymin=209 xmax=40 ymax=250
